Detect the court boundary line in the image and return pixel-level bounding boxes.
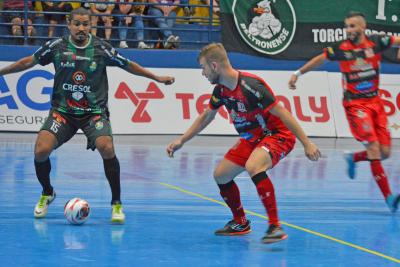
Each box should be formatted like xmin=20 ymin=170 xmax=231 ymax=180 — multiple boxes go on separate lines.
xmin=159 ymin=182 xmax=400 ymax=264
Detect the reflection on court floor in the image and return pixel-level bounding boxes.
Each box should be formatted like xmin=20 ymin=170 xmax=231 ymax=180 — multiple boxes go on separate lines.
xmin=0 ymin=134 xmax=399 ymax=266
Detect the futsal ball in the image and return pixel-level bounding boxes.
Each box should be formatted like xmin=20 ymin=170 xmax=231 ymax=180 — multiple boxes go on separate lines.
xmin=64 ymin=198 xmax=90 ymax=225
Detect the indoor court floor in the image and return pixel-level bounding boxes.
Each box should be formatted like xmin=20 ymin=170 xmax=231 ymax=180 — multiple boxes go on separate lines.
xmin=0 ymin=133 xmax=399 ymax=266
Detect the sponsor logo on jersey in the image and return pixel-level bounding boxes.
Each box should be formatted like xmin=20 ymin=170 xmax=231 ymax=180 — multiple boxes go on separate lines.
xmin=95 ymin=120 xmax=104 ymax=130
xmin=327 ymin=47 xmax=335 ymax=56
xmin=72 ymin=71 xmax=86 ymax=84
xmin=89 ymin=61 xmax=97 ymax=72
xmin=211 ymin=95 xmax=220 ymax=104
xmin=355 ymin=81 xmax=373 ymax=91
xmin=63 ymin=83 xmax=91 ymax=93
xmin=233 ymin=0 xmax=296 ymax=55
xmin=239 ymin=132 xmax=254 ymax=140
xmin=72 ymin=91 xmax=84 ymax=101
xmin=71 ymin=55 xmax=91 ymax=61
xmin=350 ymin=58 xmax=373 ymax=71
xmin=237 ymin=102 xmax=247 ymax=112
xmin=61 ymin=61 xmax=76 ymax=68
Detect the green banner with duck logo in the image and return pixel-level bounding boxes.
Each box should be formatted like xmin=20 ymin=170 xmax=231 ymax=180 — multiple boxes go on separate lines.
xmin=220 ymin=0 xmax=400 ymax=62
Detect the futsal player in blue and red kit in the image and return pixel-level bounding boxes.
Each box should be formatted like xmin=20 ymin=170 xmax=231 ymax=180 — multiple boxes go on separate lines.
xmin=289 ymin=11 xmax=400 ymax=212
xmin=167 ymin=43 xmax=321 ymax=244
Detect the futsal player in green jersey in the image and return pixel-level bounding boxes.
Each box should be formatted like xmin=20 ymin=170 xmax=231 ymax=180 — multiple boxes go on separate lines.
xmin=0 ymin=7 xmax=175 ymax=224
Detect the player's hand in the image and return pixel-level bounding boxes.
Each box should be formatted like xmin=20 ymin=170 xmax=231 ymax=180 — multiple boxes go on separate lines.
xmin=304 ymin=142 xmax=321 ymax=161
xmin=166 ymin=139 xmax=183 ymax=158
xmin=157 ymin=76 xmax=175 ymax=85
xmin=288 ymin=74 xmax=298 ymax=90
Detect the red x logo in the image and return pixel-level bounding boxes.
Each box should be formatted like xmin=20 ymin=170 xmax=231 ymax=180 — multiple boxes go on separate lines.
xmin=114 ymin=82 xmax=164 ymax=122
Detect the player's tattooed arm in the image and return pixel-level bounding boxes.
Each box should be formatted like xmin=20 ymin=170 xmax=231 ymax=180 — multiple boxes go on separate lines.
xmin=0 ymin=55 xmax=37 ymax=76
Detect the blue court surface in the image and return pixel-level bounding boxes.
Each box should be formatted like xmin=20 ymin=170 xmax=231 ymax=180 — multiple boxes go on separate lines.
xmin=0 ymin=133 xmax=399 ymax=267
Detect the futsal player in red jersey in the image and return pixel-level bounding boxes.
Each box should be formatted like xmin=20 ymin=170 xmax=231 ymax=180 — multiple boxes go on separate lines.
xmin=167 ymin=43 xmax=321 ymax=244
xmin=289 ymin=11 xmax=400 ymax=212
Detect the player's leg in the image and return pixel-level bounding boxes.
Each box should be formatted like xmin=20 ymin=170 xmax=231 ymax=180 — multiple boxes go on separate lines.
xmin=34 ymin=110 xmax=76 ymax=218
xmin=345 ymin=101 xmax=398 ymax=211
xmin=343 ymin=102 xmax=373 ymax=179
xmin=373 ymin=103 xmax=399 ymax=212
xmin=83 ymin=114 xmax=125 ymax=223
xmin=213 ymin=139 xmax=250 ymax=236
xmin=245 ymin=134 xmax=295 ymax=244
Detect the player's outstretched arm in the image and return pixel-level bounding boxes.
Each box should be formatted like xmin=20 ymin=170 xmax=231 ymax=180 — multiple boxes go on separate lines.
xmin=270 ymin=104 xmax=321 ymax=161
xmin=126 ymin=61 xmax=175 ymax=85
xmin=166 ymin=107 xmax=217 ymax=157
xmin=288 ymin=53 xmax=327 ymax=90
xmin=0 ymin=55 xmax=37 ymax=76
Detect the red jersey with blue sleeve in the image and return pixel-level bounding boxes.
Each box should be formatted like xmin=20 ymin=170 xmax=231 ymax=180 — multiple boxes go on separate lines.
xmin=323 ymin=34 xmax=394 ymax=101
xmin=208 ymin=72 xmax=292 ymax=143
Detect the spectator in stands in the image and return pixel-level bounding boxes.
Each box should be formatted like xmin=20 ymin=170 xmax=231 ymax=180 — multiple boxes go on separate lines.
xmin=3 ymin=0 xmax=35 ymax=37
xmin=116 ymin=0 xmax=150 ymax=49
xmin=91 ymin=0 xmax=115 ymax=40
xmin=190 ymin=0 xmax=219 ymax=25
xmin=42 ymin=1 xmax=81 ymax=38
xmin=148 ymin=0 xmax=180 ymax=49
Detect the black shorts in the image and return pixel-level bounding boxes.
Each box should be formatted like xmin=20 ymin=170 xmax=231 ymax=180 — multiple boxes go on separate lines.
xmin=41 ymin=109 xmax=113 ymax=151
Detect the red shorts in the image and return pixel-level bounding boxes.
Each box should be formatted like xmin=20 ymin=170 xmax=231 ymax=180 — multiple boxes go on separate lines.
xmin=225 ymin=133 xmax=296 ymax=168
xmin=343 ymin=97 xmax=391 ymax=146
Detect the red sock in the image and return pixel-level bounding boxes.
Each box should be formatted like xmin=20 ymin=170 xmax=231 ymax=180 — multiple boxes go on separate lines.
xmin=370 ymin=160 xmax=392 ymax=198
xmin=218 ymin=181 xmax=246 ymax=224
xmin=353 ymin=151 xmax=368 ymax=162
xmin=252 ymin=172 xmax=279 ymax=226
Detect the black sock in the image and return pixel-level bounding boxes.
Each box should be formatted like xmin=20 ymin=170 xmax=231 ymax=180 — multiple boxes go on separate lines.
xmin=103 ymin=156 xmax=121 ymax=205
xmin=34 ymin=158 xmax=53 ymax=195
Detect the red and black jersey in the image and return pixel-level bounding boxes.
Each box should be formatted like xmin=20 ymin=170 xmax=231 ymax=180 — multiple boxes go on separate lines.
xmin=208 ymin=71 xmax=291 ymax=142
xmin=324 ymin=34 xmax=394 ymax=101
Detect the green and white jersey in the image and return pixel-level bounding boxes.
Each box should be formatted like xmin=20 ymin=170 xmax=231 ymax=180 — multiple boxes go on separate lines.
xmin=34 ymin=34 xmax=131 ymax=115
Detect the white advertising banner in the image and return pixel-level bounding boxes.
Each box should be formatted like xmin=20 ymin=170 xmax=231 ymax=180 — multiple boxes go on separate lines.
xmin=328 ymin=73 xmax=400 ymax=138
xmin=0 ymin=60 xmax=397 ymax=138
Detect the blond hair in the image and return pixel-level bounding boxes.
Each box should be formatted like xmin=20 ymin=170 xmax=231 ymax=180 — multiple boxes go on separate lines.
xmin=198 ymin=43 xmax=230 ymax=66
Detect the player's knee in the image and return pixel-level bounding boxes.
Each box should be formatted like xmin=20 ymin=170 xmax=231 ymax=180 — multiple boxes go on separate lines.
xmin=245 ymin=161 xmax=266 ymax=177
xmin=96 ymin=140 xmax=114 ymax=157
xmin=213 ymin=169 xmax=231 ymax=184
xmin=34 ymin=141 xmax=53 ymax=160
xmin=213 ymin=169 xmax=223 ymax=182
xmin=367 ymin=142 xmax=381 ymax=159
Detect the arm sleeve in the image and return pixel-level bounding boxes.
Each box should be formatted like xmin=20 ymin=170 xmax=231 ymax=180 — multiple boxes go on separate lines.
xmin=323 ymin=43 xmax=342 ymax=61
xmin=208 ymin=86 xmax=224 ymax=110
xmin=102 ymin=41 xmax=131 ymax=69
xmin=255 ymin=79 xmax=278 ymax=112
xmin=372 ymin=34 xmax=395 ymax=52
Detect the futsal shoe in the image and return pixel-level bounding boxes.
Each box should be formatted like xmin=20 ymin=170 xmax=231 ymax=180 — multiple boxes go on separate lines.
xmin=111 ymin=202 xmax=125 ymax=224
xmin=214 ymin=219 xmax=251 ymax=236
xmin=344 ymin=152 xmax=356 ymax=179
xmin=386 ymin=194 xmax=400 ymax=213
xmin=261 ymin=224 xmax=288 ymax=244
xmin=34 ymin=191 xmax=56 ymax=218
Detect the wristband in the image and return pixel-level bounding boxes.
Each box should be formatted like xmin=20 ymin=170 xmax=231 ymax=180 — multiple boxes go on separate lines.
xmin=294 ymin=70 xmax=302 ymax=77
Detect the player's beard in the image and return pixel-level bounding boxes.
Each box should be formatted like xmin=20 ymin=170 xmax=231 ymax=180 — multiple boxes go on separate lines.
xmin=347 ymin=31 xmax=362 ymax=44
xmin=74 ymin=32 xmax=88 ymax=45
